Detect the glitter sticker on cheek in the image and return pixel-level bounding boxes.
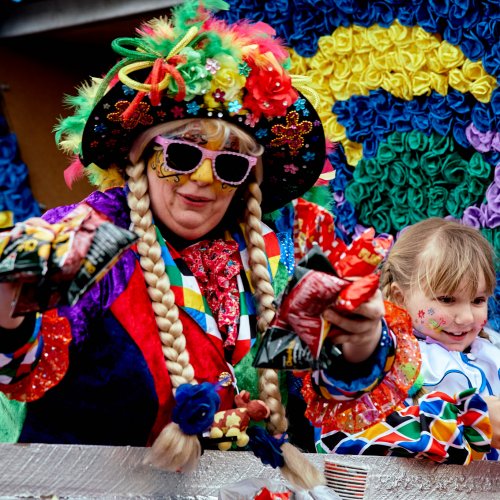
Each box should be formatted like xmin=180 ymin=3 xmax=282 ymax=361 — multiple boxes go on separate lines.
xmin=428 ymin=318 xmax=445 ymax=333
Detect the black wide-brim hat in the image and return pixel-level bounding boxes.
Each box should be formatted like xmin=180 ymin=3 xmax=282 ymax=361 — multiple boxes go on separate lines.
xmin=80 ymin=73 xmax=326 ymax=214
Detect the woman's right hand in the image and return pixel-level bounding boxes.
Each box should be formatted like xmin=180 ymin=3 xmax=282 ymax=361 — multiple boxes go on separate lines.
xmin=0 ymin=282 xmax=24 ymax=329
xmin=484 ymin=395 xmax=500 ymax=449
xmin=1 ymin=217 xmax=53 ymax=329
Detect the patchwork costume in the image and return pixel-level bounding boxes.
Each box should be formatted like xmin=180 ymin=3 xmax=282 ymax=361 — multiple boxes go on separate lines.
xmin=315 ymin=327 xmax=498 ymax=464
xmin=416 ymin=336 xmax=500 ymax=460
xmin=418 ymin=337 xmax=500 ymax=397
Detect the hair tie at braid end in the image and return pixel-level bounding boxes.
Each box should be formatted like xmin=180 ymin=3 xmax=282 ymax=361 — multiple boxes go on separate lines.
xmin=144 ymin=382 xmax=220 ymax=473
xmin=172 ymin=382 xmax=221 ymax=435
xmin=144 ymin=422 xmax=201 ymax=473
xmin=247 ymin=426 xmax=325 ymax=490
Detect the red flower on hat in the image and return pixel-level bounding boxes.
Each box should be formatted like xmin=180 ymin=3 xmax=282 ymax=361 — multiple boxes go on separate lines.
xmin=243 ymin=52 xmax=298 ymax=119
xmin=212 ymin=88 xmax=226 ymax=103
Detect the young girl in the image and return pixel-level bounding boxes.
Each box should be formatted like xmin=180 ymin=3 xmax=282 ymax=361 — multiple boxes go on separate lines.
xmin=381 ymin=217 xmax=499 ymax=396
xmin=315 ymin=217 xmax=500 ymax=461
xmin=380 ymin=217 xmax=500 ymax=459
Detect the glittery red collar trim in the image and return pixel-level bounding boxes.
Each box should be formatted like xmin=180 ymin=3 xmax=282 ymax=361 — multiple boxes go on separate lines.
xmin=301 ymin=301 xmax=421 ymax=433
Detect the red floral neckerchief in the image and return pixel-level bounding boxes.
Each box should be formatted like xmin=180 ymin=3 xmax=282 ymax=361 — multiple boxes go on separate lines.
xmin=180 ymin=239 xmax=242 ymax=350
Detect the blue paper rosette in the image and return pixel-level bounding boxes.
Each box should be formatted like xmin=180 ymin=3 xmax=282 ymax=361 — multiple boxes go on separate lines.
xmin=0 ymin=115 xmax=41 ymax=226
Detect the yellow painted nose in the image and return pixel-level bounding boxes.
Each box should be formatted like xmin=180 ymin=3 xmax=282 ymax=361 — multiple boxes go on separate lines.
xmin=190 ymin=158 xmax=214 ymax=184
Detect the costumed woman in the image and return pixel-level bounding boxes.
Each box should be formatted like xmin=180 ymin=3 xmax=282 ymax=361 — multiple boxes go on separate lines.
xmin=0 ymin=0 xmax=498 ymax=488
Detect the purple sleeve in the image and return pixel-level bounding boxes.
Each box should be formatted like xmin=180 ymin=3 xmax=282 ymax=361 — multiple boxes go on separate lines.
xmin=43 ymin=188 xmax=137 ymax=344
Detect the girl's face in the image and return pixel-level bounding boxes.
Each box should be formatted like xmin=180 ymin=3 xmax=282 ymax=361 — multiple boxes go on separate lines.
xmin=398 ymin=274 xmax=489 ymax=351
xmin=146 ymin=138 xmax=241 ymax=241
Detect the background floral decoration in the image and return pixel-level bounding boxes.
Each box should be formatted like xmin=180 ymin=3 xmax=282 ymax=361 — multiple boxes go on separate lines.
xmin=218 ymin=0 xmax=500 ymax=329
xmin=0 ymin=113 xmax=40 ymax=229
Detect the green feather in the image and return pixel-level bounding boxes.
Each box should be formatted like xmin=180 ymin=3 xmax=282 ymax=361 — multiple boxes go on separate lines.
xmin=53 ymin=79 xmax=101 ymax=154
xmin=302 ymin=185 xmax=334 ymax=213
xmin=174 ymin=0 xmax=229 ymax=31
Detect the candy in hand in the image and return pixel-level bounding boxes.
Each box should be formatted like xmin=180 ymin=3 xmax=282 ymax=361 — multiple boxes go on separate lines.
xmin=0 ymin=204 xmax=137 ymax=315
xmin=276 ymin=270 xmax=347 ymax=359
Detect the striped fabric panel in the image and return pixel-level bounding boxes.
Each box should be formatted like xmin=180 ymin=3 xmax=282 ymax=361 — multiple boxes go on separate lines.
xmin=0 ymin=315 xmax=43 ymax=385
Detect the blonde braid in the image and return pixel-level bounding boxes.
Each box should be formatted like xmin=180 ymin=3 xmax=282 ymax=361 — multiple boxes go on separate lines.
xmin=244 ymin=183 xmax=277 ymax=337
xmin=126 ymin=161 xmax=200 ymax=472
xmin=379 ymin=260 xmax=394 ymax=301
xmin=244 ymin=182 xmax=325 ymax=490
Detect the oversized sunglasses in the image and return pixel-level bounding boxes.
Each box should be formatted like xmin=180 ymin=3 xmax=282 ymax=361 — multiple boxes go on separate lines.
xmin=153 ymin=136 xmax=258 ymax=186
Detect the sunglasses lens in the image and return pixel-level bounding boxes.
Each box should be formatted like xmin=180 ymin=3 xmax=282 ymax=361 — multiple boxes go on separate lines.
xmin=166 ymin=143 xmax=202 ymax=172
xmin=215 ymin=154 xmax=251 ymax=184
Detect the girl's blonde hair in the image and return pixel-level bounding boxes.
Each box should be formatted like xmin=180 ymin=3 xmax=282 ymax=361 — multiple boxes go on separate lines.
xmin=126 ymin=119 xmax=324 ymax=489
xmin=381 ymin=217 xmax=496 ymax=302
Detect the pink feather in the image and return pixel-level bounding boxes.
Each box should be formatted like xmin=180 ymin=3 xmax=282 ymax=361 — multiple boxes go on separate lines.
xmin=64 ymin=156 xmax=85 ymax=189
xmin=315 ymin=141 xmax=337 ymax=186
xmin=203 ymin=18 xmax=289 ymax=62
xmin=231 ymin=21 xmax=289 ymax=61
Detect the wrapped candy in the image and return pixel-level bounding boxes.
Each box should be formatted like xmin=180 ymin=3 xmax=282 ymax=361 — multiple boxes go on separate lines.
xmin=0 ymin=203 xmax=138 ymax=315
xmin=254 ymin=487 xmax=292 ymax=500
xmin=253 ymin=228 xmax=392 ymax=370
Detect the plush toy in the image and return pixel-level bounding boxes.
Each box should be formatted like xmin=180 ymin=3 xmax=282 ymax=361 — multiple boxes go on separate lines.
xmin=210 ymin=390 xmax=270 ymax=451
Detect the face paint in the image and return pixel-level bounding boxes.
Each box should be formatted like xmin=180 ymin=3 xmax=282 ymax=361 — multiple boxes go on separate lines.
xmin=403 ymin=276 xmax=490 ymax=351
xmin=427 ymin=318 xmax=444 ymax=333
xmin=189 ymin=158 xmax=214 ymax=184
xmin=146 ymin=141 xmax=239 ymax=241
xmin=149 ymin=149 xmax=187 ymax=184
xmin=212 ymin=182 xmax=237 ymax=194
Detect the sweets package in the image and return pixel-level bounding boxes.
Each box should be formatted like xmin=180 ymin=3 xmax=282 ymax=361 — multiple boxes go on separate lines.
xmin=218 ymin=478 xmax=340 ymax=499
xmin=0 ymin=204 xmax=138 ymax=315
xmin=253 ymin=228 xmax=392 ymax=370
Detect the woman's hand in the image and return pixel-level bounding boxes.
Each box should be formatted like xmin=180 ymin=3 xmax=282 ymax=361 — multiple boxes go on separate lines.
xmin=0 ymin=217 xmax=53 ymax=329
xmin=483 ymin=396 xmax=500 ymax=449
xmin=323 ymin=289 xmax=385 ymax=363
xmin=0 ymin=282 xmax=23 ymax=329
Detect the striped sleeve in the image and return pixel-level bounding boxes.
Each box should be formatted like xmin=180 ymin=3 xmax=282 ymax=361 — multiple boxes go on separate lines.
xmin=0 ymin=315 xmax=43 ymax=385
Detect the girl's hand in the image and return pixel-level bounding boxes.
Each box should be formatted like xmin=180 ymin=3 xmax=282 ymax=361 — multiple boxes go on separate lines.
xmin=483 ymin=396 xmax=500 ymax=449
xmin=0 ymin=282 xmax=23 ymax=329
xmin=323 ymin=289 xmax=385 ymax=363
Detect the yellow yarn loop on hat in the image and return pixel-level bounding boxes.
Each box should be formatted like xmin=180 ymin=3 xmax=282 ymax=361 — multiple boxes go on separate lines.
xmin=291 ymin=75 xmax=321 ymax=110
xmin=117 ymin=26 xmax=200 ymax=94
xmin=118 ymin=61 xmax=160 ymax=91
xmin=167 ymin=26 xmax=199 ymax=59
